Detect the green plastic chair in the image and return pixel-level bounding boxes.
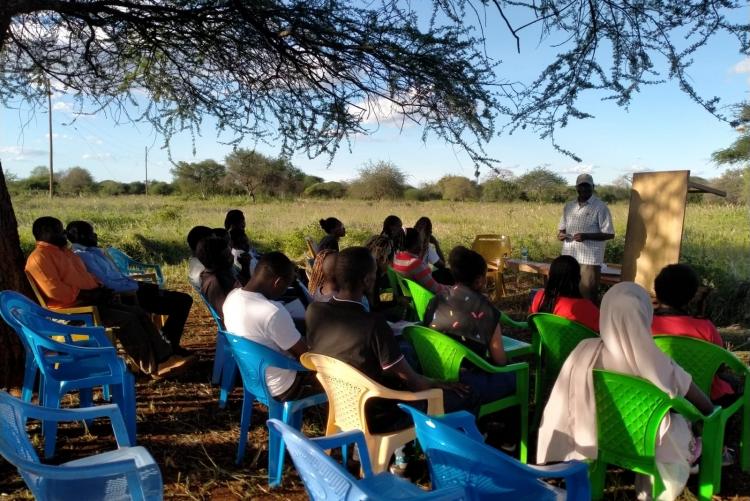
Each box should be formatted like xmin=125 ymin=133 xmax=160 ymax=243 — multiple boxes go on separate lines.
xmin=386 ymin=267 xmax=417 ymax=321
xmin=591 ymin=369 xmax=722 ymax=501
xmin=402 ymin=277 xmax=435 ymax=323
xmin=529 ymin=313 xmax=598 ymax=427
xmin=403 ymin=325 xmax=530 ymax=463
xmin=654 ymin=335 xmax=750 ymax=487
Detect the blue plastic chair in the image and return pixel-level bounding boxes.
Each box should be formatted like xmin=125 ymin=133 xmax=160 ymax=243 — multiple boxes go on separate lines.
xmin=0 ymin=391 xmax=161 ymax=501
xmin=191 ymin=285 xmax=232 ymax=389
xmin=267 ymin=419 xmax=469 ymax=500
xmin=1 ymin=297 xmax=136 ymax=458
xmin=0 ymin=291 xmax=100 ymax=403
xmin=224 ymin=332 xmax=327 ymax=486
xmin=399 ymin=404 xmax=591 ymax=500
xmin=107 ymin=247 xmax=164 ymax=287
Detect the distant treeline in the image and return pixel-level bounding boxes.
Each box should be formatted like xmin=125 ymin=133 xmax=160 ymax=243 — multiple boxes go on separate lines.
xmin=7 ymin=149 xmax=746 ymax=204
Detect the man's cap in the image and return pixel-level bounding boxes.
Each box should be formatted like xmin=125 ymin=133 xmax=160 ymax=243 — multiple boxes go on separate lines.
xmin=576 ymin=173 xmax=594 ymax=186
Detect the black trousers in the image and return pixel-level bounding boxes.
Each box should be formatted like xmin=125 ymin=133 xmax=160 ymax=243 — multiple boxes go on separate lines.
xmin=134 ymin=282 xmax=193 ymax=348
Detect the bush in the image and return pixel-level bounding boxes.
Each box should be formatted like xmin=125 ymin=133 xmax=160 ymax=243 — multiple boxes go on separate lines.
xmin=304 ymin=181 xmax=346 ymax=199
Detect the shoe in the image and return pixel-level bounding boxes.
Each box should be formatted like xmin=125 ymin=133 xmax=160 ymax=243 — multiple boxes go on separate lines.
xmin=156 ymin=354 xmax=195 ymax=378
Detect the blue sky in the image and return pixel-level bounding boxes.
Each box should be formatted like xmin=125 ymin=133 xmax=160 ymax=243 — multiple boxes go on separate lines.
xmin=2 ymin=7 xmax=748 ymax=187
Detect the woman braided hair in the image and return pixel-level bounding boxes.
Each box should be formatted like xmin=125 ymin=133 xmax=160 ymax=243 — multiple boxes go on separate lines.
xmin=308 ymin=249 xmax=337 ymax=295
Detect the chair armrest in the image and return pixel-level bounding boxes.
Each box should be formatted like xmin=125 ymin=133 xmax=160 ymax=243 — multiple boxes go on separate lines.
xmin=433 ymin=410 xmax=485 ymax=442
xmin=18 ymin=456 xmax=142 ymax=480
xmin=41 ymin=323 xmax=112 ymax=347
xmin=719 ymin=350 xmax=750 ymax=375
xmin=20 ymin=403 xmax=133 ymax=446
xmin=129 ymin=272 xmax=158 ymax=283
xmin=368 ymin=387 xmax=444 ymax=416
xmin=499 ymin=311 xmax=528 ymax=330
xmin=46 ymin=310 xmax=97 ymax=327
xmin=310 ymin=430 xmax=375 ymax=477
xmin=463 ymin=349 xmax=529 ymax=376
xmin=670 ymin=397 xmax=721 ymax=424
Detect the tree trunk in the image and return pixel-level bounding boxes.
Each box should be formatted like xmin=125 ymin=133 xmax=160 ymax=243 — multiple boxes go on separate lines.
xmin=0 ymin=161 xmax=30 ymax=391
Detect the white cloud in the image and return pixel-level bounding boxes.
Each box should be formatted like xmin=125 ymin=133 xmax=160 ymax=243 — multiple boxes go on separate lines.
xmin=0 ymin=146 xmax=47 ymax=161
xmin=84 ymin=135 xmax=104 ymax=145
xmin=52 ymin=101 xmax=73 ymax=112
xmin=560 ymin=163 xmax=595 ymax=176
xmin=730 ymin=58 xmax=750 ymax=84
xmin=348 ymin=95 xmax=418 ymax=128
xmin=45 ymin=133 xmax=72 ymax=140
xmin=82 ymin=153 xmax=113 ymax=161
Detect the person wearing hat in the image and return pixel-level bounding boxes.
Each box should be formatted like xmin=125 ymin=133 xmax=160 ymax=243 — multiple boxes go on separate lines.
xmin=556 ymin=173 xmax=615 ymax=302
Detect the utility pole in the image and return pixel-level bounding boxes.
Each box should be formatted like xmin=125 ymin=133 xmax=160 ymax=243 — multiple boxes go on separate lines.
xmin=46 ymin=78 xmax=54 ymax=198
xmin=144 ymin=146 xmax=149 ymax=196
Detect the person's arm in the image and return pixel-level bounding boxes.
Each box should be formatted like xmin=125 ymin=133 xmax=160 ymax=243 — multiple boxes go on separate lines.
xmin=287 ymin=338 xmax=310 ymax=359
xmin=573 ymin=232 xmax=615 ymax=242
xmin=685 ymin=381 xmax=715 ymax=415
xmin=557 ymin=211 xmax=568 ymax=241
xmin=385 ymin=358 xmax=470 ymax=396
xmin=26 ymin=253 xmax=80 ymax=306
xmin=488 ymin=324 xmax=507 ymax=366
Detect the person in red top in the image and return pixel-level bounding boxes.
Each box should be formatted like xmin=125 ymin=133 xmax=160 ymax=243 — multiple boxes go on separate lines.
xmin=652 ymin=263 xmax=736 ymax=405
xmin=25 ymin=217 xmax=191 ymax=378
xmin=529 ymin=255 xmax=599 ymax=332
xmin=392 ymin=228 xmax=449 ymax=295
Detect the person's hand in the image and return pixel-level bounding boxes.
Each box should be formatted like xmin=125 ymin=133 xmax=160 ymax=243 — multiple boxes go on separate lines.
xmin=432 ymin=380 xmax=472 ymax=397
xmin=557 ymin=230 xmax=568 ymax=241
xmin=573 ymin=233 xmax=586 ymax=242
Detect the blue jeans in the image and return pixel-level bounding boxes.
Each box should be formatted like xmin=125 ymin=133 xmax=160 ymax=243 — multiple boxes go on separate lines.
xmin=459 ymin=368 xmax=516 ymax=405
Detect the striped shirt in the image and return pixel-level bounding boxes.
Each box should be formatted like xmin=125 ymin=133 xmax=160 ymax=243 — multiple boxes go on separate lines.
xmin=558 ymin=195 xmax=614 ymax=266
xmin=392 ymin=251 xmax=448 ymax=295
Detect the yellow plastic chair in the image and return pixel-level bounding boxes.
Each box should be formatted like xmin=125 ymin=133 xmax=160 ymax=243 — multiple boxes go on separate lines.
xmin=471 ymin=235 xmax=511 ymax=298
xmin=300 ymin=352 xmax=444 ymax=474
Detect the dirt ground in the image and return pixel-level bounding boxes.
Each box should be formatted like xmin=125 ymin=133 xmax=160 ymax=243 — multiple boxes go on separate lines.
xmin=2 ymin=279 xmax=750 ymax=500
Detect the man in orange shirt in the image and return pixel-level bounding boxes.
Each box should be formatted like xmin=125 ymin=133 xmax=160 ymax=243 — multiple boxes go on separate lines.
xmin=25 ymin=216 xmax=191 ymax=378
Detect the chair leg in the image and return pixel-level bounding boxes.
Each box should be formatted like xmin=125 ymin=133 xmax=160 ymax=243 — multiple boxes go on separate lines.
xmin=21 ymin=362 xmax=37 ymax=403
xmin=219 ymin=358 xmax=237 ymax=409
xmin=113 ymin=376 xmax=137 ymax=445
xmin=499 ymin=273 xmax=507 ymax=297
xmin=589 ymin=460 xmax=606 ymax=500
xmin=236 ymin=391 xmax=254 ymax=464
xmin=741 ymin=400 xmax=750 ymax=472
xmin=271 ymin=405 xmax=296 ymax=488
xmin=78 ymin=388 xmax=95 ymax=429
xmin=211 ymin=334 xmax=225 ymax=385
xmin=42 ymin=388 xmax=62 ymax=459
xmin=519 ymin=403 xmax=528 ymax=464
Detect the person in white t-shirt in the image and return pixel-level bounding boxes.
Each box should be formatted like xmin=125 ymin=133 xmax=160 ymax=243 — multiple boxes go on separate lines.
xmin=223 ymin=251 xmax=320 ymax=401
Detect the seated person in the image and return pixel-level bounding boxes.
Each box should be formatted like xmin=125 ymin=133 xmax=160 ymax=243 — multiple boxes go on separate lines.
xmin=380 ymin=215 xmax=404 ymax=261
xmin=66 ymin=221 xmax=194 ymax=355
xmin=229 ymin=227 xmax=255 ymax=283
xmin=187 ymin=225 xmax=213 ymax=289
xmin=317 ymin=217 xmax=346 ymax=253
xmin=529 ymin=255 xmax=599 ymax=332
xmin=364 ymin=234 xmax=394 ymax=308
xmin=308 ymin=249 xmax=337 ymax=302
xmin=653 ymin=263 xmax=736 ymax=405
xmin=306 ymin=246 xmax=479 ymax=436
xmin=25 ymin=217 xmax=191 ymax=378
xmin=414 ymin=216 xmax=446 ymax=268
xmin=197 ymin=236 xmax=242 ymax=315
xmin=392 ymin=228 xmax=449 ymax=295
xmin=224 ymin=209 xmax=245 ymax=232
xmin=223 ymin=252 xmax=321 ymax=401
xmin=424 ymin=246 xmax=516 ymax=405
xmin=537 ymin=282 xmax=713 ymax=500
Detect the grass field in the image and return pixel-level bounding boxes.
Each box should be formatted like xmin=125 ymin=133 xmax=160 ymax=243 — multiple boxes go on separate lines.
xmin=3 ymin=194 xmax=750 ymax=499
xmin=13 ymin=195 xmax=750 ymax=325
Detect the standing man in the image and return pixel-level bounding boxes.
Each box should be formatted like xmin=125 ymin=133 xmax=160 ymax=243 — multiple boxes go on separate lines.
xmin=557 ymin=173 xmax=615 ymax=301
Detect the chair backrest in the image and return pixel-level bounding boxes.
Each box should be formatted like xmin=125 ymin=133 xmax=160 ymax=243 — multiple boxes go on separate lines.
xmin=24 ymin=271 xmax=49 ymax=308
xmin=593 ymin=369 xmax=688 ymax=472
xmin=107 ymin=247 xmax=164 ymax=285
xmin=267 ymin=419 xmax=367 ymax=500
xmin=403 ymin=278 xmax=435 ymax=322
xmin=193 ymin=285 xmax=224 ymax=329
xmin=300 ymin=353 xmax=384 ymax=435
xmin=653 ymin=335 xmax=736 ymax=395
xmin=386 ymin=267 xmax=404 ymax=298
xmin=0 ymin=391 xmax=42 ymax=468
xmin=399 ymin=404 xmax=550 ymax=496
xmin=223 ymin=332 xmax=306 ymax=406
xmin=304 ymin=236 xmax=319 ymax=259
xmin=106 ymin=247 xmax=134 ymax=275
xmin=471 ymin=235 xmax=511 ymax=271
xmin=530 ymin=313 xmax=598 ymax=395
xmin=403 ymin=326 xmax=468 ymax=381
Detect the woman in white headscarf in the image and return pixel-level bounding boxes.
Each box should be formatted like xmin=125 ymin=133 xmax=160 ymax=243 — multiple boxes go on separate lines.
xmin=536 ymin=282 xmax=714 ymax=500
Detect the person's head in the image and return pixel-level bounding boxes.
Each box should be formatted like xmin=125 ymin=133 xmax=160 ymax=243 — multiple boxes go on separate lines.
xmin=381 ymin=215 xmax=403 ymax=239
xmin=187 ymin=225 xmax=213 ymax=254
xmin=32 ymin=216 xmax=67 ymax=247
xmin=600 ymin=282 xmax=653 ymax=344
xmin=229 ymin=228 xmax=250 ymax=252
xmin=449 ymin=246 xmax=487 ymax=291
xmin=224 ymin=209 xmax=245 ymax=231
xmin=575 ymin=173 xmax=594 ymax=202
xmin=402 ymin=227 xmax=423 ymax=254
xmin=212 ymin=227 xmax=230 ymax=243
xmin=65 ymin=220 xmax=98 ymax=247
xmin=195 ymin=236 xmax=233 ymax=271
xmin=540 ymin=255 xmax=582 ymax=312
xmin=365 ymin=234 xmax=394 ymax=272
xmin=248 ymin=251 xmax=297 ymax=299
xmin=414 ymin=217 xmax=433 ymax=238
xmin=319 ymin=217 xmax=345 ymax=238
xmin=335 ymin=246 xmax=377 ymax=295
xmin=654 ymin=263 xmax=700 ymax=310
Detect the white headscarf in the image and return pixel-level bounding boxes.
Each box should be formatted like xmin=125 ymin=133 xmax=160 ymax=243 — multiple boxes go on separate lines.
xmin=536 ymin=282 xmax=694 ymax=500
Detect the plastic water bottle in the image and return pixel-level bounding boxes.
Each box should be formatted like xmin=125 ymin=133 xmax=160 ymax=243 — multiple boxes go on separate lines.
xmin=521 ymin=247 xmax=529 ymax=262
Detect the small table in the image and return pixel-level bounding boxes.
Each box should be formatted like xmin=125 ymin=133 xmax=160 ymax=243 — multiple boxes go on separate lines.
xmin=503 ymin=336 xmax=532 ymax=358
xmin=504 ymin=259 xmax=622 ymax=286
